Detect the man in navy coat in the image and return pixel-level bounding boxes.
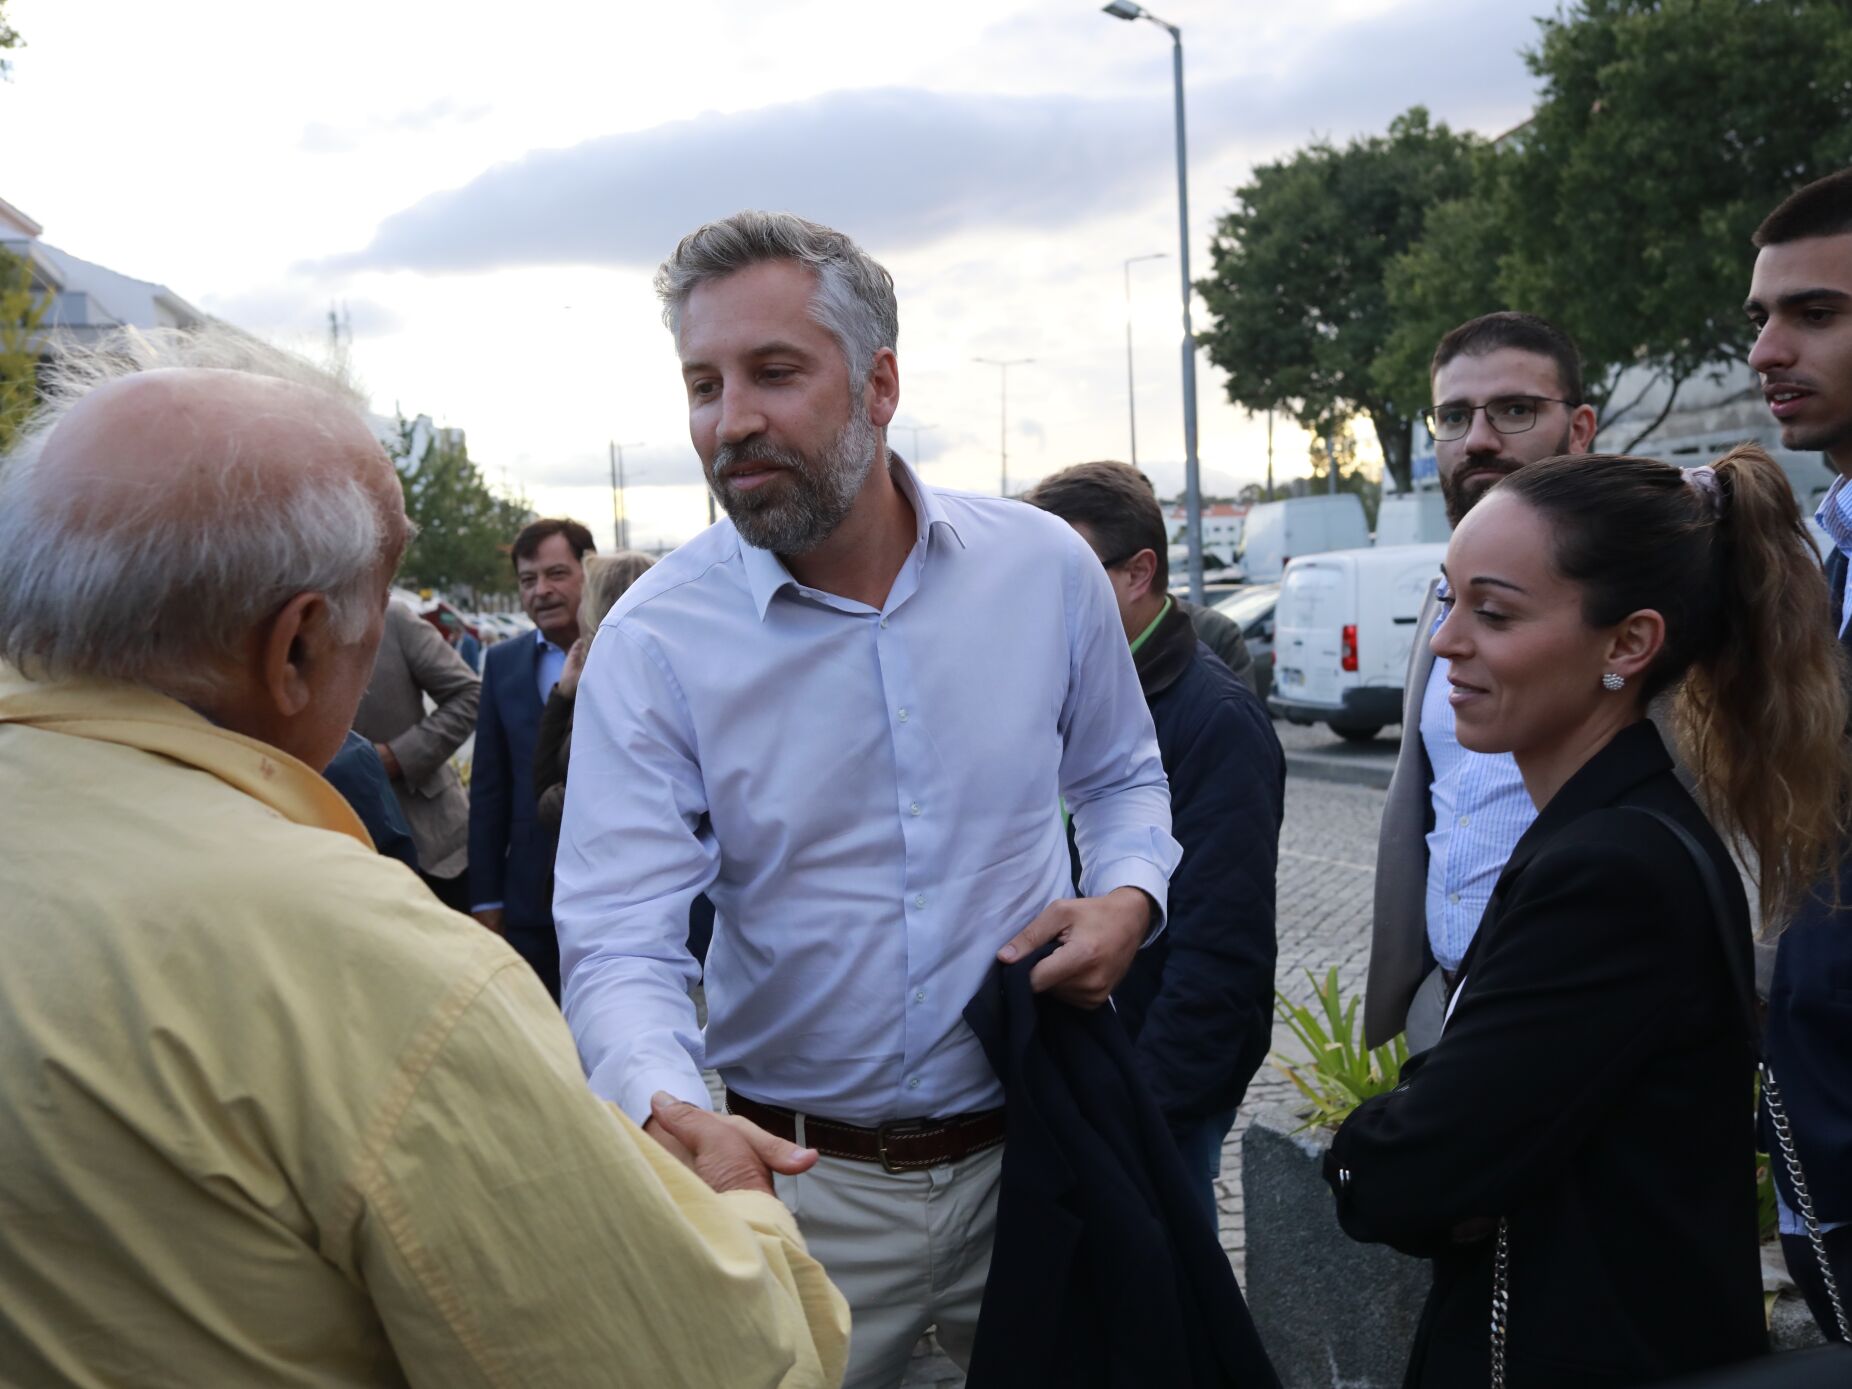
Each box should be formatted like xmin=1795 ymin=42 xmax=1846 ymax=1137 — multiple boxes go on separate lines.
xmin=1746 ymin=169 xmax=1852 ymax=1342
xmin=469 ymin=517 xmax=595 ymax=999
xmin=1026 ymin=461 xmax=1284 ymax=1225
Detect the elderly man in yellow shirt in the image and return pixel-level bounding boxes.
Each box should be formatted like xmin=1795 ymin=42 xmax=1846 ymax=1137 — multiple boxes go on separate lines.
xmin=0 ymin=328 xmax=848 ymax=1389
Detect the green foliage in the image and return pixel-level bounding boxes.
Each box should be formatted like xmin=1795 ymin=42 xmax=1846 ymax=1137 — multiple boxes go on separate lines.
xmin=391 ymin=417 xmax=533 ymax=600
xmin=1304 ymin=426 xmax=1381 ymax=528
xmin=1273 ymin=967 xmax=1409 ymax=1130
xmin=0 ymin=1 xmax=21 ymax=79
xmin=0 ymin=246 xmax=47 ymax=452
xmin=1198 ymin=109 xmax=1481 ymax=492
xmin=1381 ymin=0 xmax=1852 ymax=450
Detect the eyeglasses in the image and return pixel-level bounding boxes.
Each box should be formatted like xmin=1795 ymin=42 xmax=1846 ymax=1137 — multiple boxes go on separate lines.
xmin=1422 ymin=396 xmax=1574 ymax=442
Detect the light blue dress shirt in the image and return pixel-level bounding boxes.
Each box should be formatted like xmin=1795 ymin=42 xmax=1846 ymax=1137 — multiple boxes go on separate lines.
xmin=1815 ymin=475 xmax=1852 ymax=637
xmin=1420 ymin=582 xmax=1537 ymax=972
xmin=534 ymin=628 xmax=568 ymax=705
xmin=554 ymin=457 xmax=1181 ymax=1127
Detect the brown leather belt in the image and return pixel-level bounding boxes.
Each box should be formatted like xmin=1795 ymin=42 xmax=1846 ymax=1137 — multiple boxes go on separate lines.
xmin=725 ymin=1089 xmax=1006 ymax=1173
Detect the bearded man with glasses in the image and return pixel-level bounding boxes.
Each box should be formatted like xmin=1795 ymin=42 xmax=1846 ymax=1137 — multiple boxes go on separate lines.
xmin=1363 ymin=312 xmax=1599 ymax=1053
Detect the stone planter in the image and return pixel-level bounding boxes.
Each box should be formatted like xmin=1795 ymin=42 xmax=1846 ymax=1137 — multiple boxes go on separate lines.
xmin=1242 ymin=1104 xmax=1428 ymax=1388
xmin=1242 ymin=1105 xmax=1828 ymax=1386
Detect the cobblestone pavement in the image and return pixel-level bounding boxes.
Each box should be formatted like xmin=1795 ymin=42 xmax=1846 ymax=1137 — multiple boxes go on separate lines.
xmin=900 ymin=764 xmax=1390 ymax=1387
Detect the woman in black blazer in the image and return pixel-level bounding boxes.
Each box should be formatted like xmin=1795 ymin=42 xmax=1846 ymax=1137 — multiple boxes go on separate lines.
xmin=1326 ymin=448 xmax=1852 ymax=1387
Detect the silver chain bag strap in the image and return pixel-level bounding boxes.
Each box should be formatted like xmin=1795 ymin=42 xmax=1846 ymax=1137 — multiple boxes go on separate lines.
xmin=1762 ymin=1061 xmax=1851 ymax=1342
xmin=1490 ymin=1217 xmax=1511 ymax=1389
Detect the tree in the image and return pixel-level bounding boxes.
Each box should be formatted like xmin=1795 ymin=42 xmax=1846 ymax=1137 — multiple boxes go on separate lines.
xmin=0 ymin=0 xmax=22 ymax=79
xmin=1304 ymin=422 xmax=1381 ymax=529
xmin=0 ymin=246 xmax=47 ymax=452
xmin=390 ymin=416 xmax=533 ymax=600
xmin=1198 ymin=108 xmax=1482 ymax=493
xmin=1386 ymin=0 xmax=1852 ymax=450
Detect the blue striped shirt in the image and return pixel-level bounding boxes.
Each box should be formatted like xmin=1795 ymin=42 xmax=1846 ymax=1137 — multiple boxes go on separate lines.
xmin=1420 ymin=582 xmax=1537 ymax=971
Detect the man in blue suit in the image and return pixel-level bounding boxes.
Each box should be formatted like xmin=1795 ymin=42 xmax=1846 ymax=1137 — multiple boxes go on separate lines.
xmin=1747 ymin=169 xmax=1852 ymax=1344
xmin=469 ymin=517 xmax=594 ymax=999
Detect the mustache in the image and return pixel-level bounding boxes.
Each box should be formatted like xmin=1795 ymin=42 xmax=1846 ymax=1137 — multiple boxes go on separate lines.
xmin=711 ymin=440 xmax=810 ymax=480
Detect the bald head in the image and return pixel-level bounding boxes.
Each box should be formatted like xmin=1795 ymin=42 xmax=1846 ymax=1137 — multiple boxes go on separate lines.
xmin=0 ymin=328 xmax=410 ymax=768
xmin=48 ymin=368 xmax=400 ymax=541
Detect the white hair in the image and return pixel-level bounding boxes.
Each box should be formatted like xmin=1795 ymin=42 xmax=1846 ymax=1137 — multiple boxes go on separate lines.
xmin=0 ymin=325 xmax=395 ymax=700
xmin=654 ymin=211 xmax=898 ymax=388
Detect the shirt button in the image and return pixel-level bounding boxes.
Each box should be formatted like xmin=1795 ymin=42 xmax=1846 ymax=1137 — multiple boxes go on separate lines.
xmin=908 ymin=1078 xmax=921 ymax=1090
xmin=909 ymin=801 xmax=922 ymax=816
xmin=1448 ymin=892 xmax=1461 ymax=905
xmin=880 ymin=617 xmax=889 ymax=629
xmin=915 ymin=990 xmax=927 ymax=1002
xmin=914 ymin=895 xmax=926 ymax=909
xmin=1458 ymin=815 xmax=1471 ymax=828
xmin=898 ymin=708 xmax=909 ymax=722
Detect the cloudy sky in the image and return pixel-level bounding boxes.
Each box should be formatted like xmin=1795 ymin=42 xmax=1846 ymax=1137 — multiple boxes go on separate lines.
xmin=3 ymin=0 xmax=1545 ymax=551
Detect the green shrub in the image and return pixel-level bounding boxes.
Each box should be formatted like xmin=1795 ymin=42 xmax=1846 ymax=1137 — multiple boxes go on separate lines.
xmin=1272 ymin=966 xmax=1409 ymax=1130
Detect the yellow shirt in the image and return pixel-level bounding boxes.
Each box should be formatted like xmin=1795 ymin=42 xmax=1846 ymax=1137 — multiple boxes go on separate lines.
xmin=0 ymin=667 xmax=848 ymax=1388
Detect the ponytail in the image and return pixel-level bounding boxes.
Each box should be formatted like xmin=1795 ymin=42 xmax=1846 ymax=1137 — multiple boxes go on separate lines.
xmin=1501 ymin=447 xmax=1852 ymax=925
xmin=1675 ymin=444 xmax=1850 ymax=924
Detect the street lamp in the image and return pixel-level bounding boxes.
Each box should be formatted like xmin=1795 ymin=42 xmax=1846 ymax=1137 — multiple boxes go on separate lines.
xmin=898 ymin=421 xmax=937 ymax=465
xmin=973 ymin=357 xmax=1034 ymax=496
xmin=1122 ymin=251 xmax=1166 ymax=467
xmin=1102 ymin=0 xmax=1205 ymax=604
xmin=608 ymin=440 xmax=644 ymax=550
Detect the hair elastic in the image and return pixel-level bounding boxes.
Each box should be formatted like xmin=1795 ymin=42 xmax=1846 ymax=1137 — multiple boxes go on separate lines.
xmin=1684 ymin=464 xmax=1724 ymax=517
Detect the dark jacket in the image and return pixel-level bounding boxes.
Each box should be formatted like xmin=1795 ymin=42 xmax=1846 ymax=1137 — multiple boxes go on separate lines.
xmin=1177 ymin=597 xmax=1256 ymax=694
xmin=1113 ymin=600 xmax=1283 ymax=1127
xmin=1762 ymin=548 xmax=1852 ymax=1222
xmin=1327 ymin=722 xmax=1767 ymax=1388
xmin=534 ymin=687 xmax=575 ymax=833
xmin=468 ymin=636 xmax=559 ymax=989
xmin=961 ymin=952 xmax=1280 ymax=1389
xmin=324 ymin=730 xmax=421 ymax=873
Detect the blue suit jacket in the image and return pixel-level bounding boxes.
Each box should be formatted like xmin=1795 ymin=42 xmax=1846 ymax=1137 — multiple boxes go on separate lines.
xmin=1763 ymin=548 xmax=1852 ymax=1220
xmin=468 ymin=635 xmax=556 ymax=931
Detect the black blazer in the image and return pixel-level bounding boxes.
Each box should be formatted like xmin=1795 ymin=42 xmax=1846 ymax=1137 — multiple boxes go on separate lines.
xmin=961 ymin=952 xmax=1279 ymax=1389
xmin=1326 ymin=721 xmax=1767 ymax=1388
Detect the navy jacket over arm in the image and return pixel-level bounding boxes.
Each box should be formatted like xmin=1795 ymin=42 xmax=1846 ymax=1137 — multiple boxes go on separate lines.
xmin=1113 ymin=602 xmax=1283 ymax=1127
xmin=467 ymin=635 xmax=556 ymax=932
xmin=960 ymin=951 xmax=1280 ymax=1389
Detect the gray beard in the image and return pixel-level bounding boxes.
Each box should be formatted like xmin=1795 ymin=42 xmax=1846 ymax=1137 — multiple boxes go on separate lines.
xmin=709 ymin=408 xmax=881 ymax=555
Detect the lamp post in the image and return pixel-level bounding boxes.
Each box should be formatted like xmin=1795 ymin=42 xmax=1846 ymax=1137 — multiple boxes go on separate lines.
xmin=900 ymin=421 xmax=937 ymax=464
xmin=1122 ymin=252 xmax=1166 ymax=467
xmin=608 ymin=440 xmax=644 ymax=550
xmin=1102 ymin=0 xmax=1203 ymax=604
xmin=973 ymin=357 xmax=1033 ymax=496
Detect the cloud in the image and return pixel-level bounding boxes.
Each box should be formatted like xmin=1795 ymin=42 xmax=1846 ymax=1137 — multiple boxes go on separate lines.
xmin=301 ymin=97 xmax=492 ymax=154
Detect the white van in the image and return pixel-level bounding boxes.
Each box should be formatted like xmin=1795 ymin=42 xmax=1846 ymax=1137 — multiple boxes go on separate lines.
xmin=1267 ymin=543 xmax=1447 ymax=741
xmin=1373 ymin=490 xmax=1451 ymax=546
xmin=1238 ymin=494 xmax=1370 ymax=581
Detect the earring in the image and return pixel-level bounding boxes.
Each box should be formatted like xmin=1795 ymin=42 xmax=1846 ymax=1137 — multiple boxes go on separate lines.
xmin=1601 ymin=672 xmax=1626 ymax=692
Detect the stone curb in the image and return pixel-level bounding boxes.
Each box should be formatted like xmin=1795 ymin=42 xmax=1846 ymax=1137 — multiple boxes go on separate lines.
xmin=1283 ymin=750 xmax=1394 ymax=791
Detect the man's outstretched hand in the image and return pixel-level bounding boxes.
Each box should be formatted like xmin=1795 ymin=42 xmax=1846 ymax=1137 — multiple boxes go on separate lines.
xmin=645 ymin=1093 xmax=819 ymax=1196
xmin=996 ymin=885 xmax=1154 ymax=1008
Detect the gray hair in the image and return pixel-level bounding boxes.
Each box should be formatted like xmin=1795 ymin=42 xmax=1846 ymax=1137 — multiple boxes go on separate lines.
xmin=654 ymin=211 xmax=899 ymax=389
xmin=0 ymin=325 xmax=395 ymax=700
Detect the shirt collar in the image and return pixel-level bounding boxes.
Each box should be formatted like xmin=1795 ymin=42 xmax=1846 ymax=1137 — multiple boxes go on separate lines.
xmin=738 ymin=450 xmax=966 ymax=622
xmin=0 ymin=664 xmax=372 ymax=848
xmin=1816 ymin=476 xmax=1852 ymax=561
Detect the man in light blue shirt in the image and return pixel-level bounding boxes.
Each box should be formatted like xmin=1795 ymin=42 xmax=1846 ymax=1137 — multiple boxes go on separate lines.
xmin=555 ymin=212 xmax=1179 ymax=1388
xmin=1364 ymin=313 xmax=1598 ymax=1052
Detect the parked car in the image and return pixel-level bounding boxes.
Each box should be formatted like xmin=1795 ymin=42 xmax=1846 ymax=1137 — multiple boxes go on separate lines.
xmin=1211 ymin=582 xmax=1281 ymax=703
xmin=1237 ymin=495 xmax=1370 ymax=581
xmin=1267 ymin=543 xmax=1445 ymax=741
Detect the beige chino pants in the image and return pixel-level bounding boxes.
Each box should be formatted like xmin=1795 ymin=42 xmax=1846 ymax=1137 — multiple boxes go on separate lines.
xmin=772 ymin=1132 xmax=1003 ymax=1389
